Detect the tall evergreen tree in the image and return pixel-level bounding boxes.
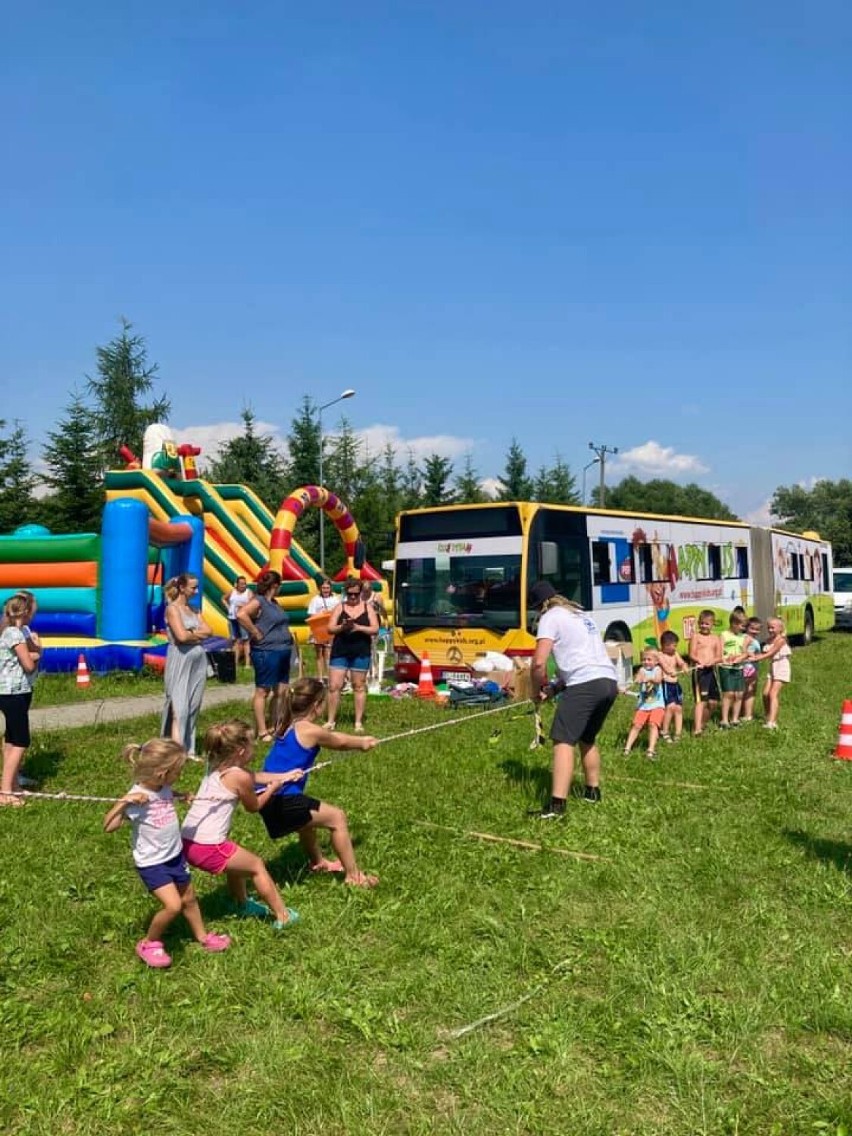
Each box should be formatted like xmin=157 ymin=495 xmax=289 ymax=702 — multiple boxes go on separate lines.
xmin=206 ymin=408 xmax=287 ymax=511
xmin=399 ymin=449 xmax=423 ymax=510
xmin=322 ymin=423 xmax=383 ymax=571
xmin=496 ymin=438 xmax=533 ymax=501
xmin=284 ymin=396 xmax=323 ymax=562
xmin=454 ymin=453 xmax=487 ymax=504
xmin=533 ymin=456 xmax=580 ymax=505
xmin=421 ymin=454 xmax=455 ymax=507
xmin=86 ymin=319 xmax=170 ymax=471
xmin=0 ymin=420 xmax=39 ymax=534
xmin=286 ymin=396 xmax=322 ymax=489
xmin=39 ymin=392 xmax=103 ymax=532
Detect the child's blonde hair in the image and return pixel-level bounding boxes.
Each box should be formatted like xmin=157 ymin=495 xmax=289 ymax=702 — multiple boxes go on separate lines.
xmin=2 ymin=595 xmax=30 ymax=627
xmin=276 ymin=678 xmax=325 ymax=736
xmin=203 ymin=719 xmax=255 ymax=769
xmin=122 ymin=738 xmax=186 ymax=783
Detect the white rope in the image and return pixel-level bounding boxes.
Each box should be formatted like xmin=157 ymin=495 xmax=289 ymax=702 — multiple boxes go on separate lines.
xmin=5 ymin=700 xmax=530 ymax=804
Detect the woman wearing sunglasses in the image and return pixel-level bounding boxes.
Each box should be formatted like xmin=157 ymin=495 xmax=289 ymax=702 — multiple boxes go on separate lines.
xmin=324 ymin=576 xmax=379 ymax=732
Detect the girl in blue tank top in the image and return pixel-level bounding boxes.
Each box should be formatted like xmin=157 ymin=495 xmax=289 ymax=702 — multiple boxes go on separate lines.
xmin=257 ymin=678 xmax=380 ymax=887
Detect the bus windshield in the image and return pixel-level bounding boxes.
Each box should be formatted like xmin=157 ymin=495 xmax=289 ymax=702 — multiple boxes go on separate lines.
xmin=395 ymin=552 xmax=522 ymax=631
xmin=395 ymin=505 xmax=523 ymax=632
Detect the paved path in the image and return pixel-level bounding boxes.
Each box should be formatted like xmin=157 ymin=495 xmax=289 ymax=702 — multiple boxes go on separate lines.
xmin=29 ymin=682 xmax=256 ymax=732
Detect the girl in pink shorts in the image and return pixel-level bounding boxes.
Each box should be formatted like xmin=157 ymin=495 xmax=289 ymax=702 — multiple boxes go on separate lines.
xmin=181 ymin=720 xmax=302 ymax=930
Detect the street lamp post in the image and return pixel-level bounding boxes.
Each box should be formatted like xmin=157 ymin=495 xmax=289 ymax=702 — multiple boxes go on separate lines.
xmin=582 ymin=458 xmax=600 ymax=505
xmin=318 ymin=388 xmax=356 ymax=572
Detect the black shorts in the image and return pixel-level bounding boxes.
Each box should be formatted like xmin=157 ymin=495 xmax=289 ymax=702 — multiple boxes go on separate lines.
xmin=692 ymin=667 xmax=720 ymax=703
xmin=662 ymin=681 xmax=683 ymax=707
xmin=0 ymin=691 xmax=32 ymax=748
xmin=550 ymin=678 xmax=618 ymax=747
xmin=259 ymin=792 xmax=322 ymax=839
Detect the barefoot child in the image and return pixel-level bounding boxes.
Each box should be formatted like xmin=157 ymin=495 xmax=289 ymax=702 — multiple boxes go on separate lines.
xmin=181 ymin=721 xmax=301 ymax=929
xmin=623 ymin=649 xmax=665 ymax=759
xmin=719 ymin=611 xmax=747 ymax=727
xmin=740 ymin=617 xmax=763 ymax=722
xmin=258 ymin=677 xmax=380 ymax=886
xmin=657 ymin=630 xmax=690 ymax=742
xmin=103 ymin=739 xmax=231 ymax=969
xmin=688 ymin=610 xmax=723 ymax=735
xmin=758 ymin=618 xmax=791 ymax=729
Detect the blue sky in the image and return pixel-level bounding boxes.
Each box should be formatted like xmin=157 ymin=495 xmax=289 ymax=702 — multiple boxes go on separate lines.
xmin=2 ymin=2 xmax=849 ymax=522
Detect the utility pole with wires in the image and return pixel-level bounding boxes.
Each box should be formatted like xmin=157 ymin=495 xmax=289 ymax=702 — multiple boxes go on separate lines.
xmin=588 ymin=441 xmax=619 ymax=508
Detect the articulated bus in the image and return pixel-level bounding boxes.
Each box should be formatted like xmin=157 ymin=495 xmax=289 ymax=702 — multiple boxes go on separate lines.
xmin=391 ymin=501 xmax=835 ymax=685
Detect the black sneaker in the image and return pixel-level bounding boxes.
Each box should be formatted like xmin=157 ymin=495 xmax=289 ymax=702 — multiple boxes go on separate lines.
xmin=536 ymin=808 xmax=565 ymax=821
xmin=583 ymin=786 xmax=602 ymax=804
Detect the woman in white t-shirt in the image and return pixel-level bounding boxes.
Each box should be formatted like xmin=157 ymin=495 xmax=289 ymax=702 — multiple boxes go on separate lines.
xmin=306 ymin=579 xmax=340 ymax=682
xmin=225 ymin=576 xmax=252 ymax=669
xmin=529 ymin=580 xmax=618 ymax=819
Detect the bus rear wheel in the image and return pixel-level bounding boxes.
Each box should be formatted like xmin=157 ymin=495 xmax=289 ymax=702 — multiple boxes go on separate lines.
xmin=802 ymin=607 xmax=815 ymax=646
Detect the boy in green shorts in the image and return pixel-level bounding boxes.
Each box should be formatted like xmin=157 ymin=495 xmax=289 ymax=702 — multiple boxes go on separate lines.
xmin=719 ymin=611 xmax=747 ymax=727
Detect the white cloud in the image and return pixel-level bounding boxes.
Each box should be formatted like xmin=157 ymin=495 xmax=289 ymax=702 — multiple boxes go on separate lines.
xmin=479 ymin=477 xmax=501 ymax=499
xmin=171 ymin=420 xmax=288 ymax=471
xmin=356 ymin=423 xmax=475 ymax=463
xmin=171 ymin=420 xmax=476 ymax=475
xmin=611 ymin=440 xmax=709 ymax=478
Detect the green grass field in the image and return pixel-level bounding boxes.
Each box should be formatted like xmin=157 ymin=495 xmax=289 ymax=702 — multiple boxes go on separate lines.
xmin=3 ymin=636 xmax=852 ymax=1135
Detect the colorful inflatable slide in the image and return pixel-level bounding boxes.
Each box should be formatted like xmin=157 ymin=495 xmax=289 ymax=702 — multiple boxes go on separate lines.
xmin=0 ymin=427 xmax=387 ymax=672
xmin=103 ymin=471 xmax=383 ymax=641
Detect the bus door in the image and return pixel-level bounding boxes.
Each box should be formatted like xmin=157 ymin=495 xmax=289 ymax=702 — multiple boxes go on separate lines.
xmin=529 ymin=510 xmax=592 ymax=617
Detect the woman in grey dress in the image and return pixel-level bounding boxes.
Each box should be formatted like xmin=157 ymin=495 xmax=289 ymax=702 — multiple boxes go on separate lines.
xmin=161 ymin=574 xmax=212 ymax=755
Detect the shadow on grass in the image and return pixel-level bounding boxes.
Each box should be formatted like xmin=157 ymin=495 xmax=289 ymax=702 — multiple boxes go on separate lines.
xmin=500 ymin=754 xmax=600 ymax=806
xmin=784 ymin=828 xmax=852 ymax=875
xmin=499 ymin=755 xmax=551 ymax=799
xmin=24 ymin=742 xmax=66 ymax=784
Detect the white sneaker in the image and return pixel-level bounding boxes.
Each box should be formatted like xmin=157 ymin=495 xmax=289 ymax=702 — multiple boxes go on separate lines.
xmin=762 ymin=722 xmax=778 ymax=730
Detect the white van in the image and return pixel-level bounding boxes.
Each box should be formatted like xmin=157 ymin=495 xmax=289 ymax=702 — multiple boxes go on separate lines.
xmin=834 ymin=567 xmax=852 ymax=629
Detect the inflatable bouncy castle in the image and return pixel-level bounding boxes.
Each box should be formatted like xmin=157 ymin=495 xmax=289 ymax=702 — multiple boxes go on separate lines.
xmin=0 ymin=425 xmax=388 ymax=673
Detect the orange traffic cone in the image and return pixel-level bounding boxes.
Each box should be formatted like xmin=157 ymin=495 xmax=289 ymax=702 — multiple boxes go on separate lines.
xmin=833 ymin=700 xmax=852 ymax=761
xmin=76 ymin=653 xmax=91 ymax=689
xmin=416 ymin=652 xmax=437 ymax=699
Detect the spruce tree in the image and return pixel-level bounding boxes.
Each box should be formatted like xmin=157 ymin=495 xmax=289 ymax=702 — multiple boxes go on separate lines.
xmin=421 ymin=454 xmax=455 ymax=507
xmin=40 ymin=392 xmax=103 ymax=531
xmin=0 ymin=420 xmax=39 ymax=534
xmin=206 ymin=408 xmax=287 ymax=510
xmin=454 ymin=453 xmax=487 ymax=504
xmin=86 ymin=319 xmax=170 ymax=471
xmin=496 ymin=438 xmax=533 ymax=501
xmin=533 ymin=456 xmax=579 ymax=504
xmin=280 ymin=396 xmax=322 ymax=561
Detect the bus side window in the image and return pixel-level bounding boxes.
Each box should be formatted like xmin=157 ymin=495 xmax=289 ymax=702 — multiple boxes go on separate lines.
xmin=592 ymin=541 xmax=611 ymax=586
xmin=735 ymin=546 xmax=749 ymax=578
xmin=706 ymin=544 xmax=722 ymax=581
xmin=637 ymin=544 xmax=654 ymax=584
